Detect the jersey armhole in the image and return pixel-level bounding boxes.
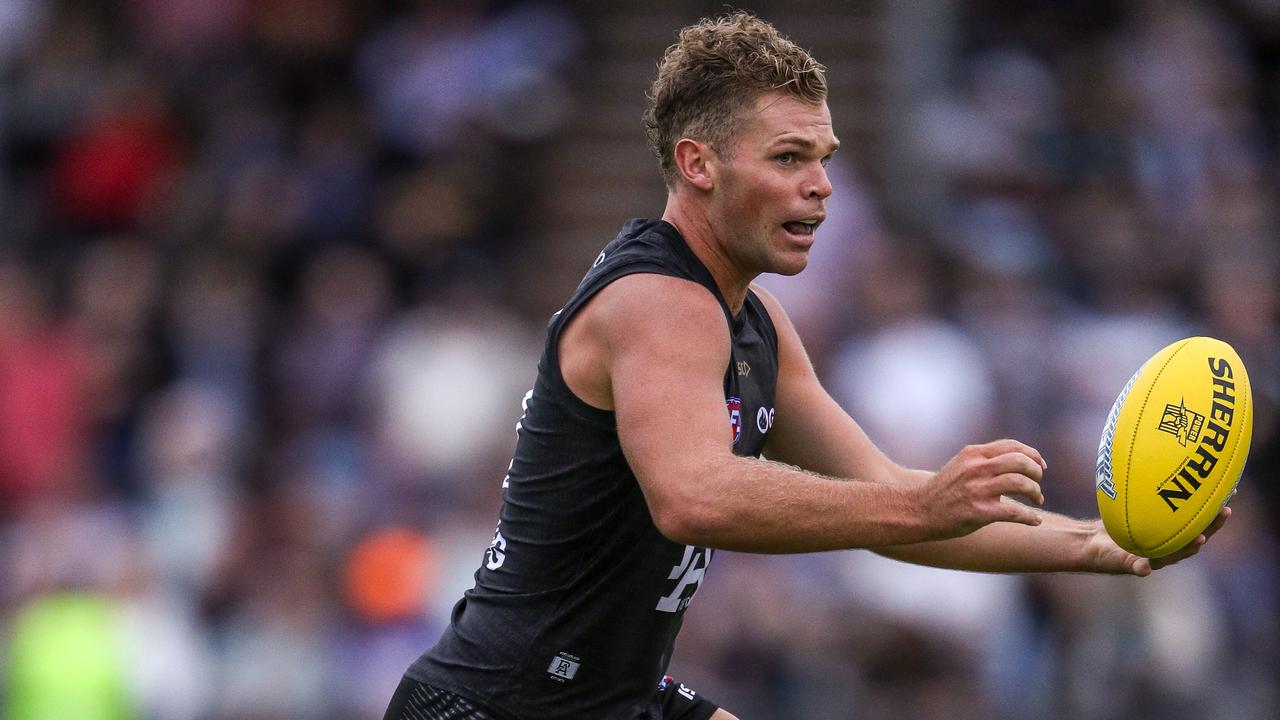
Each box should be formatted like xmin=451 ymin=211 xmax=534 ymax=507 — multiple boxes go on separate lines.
xmin=544 ymin=262 xmax=695 ymax=416
xmin=745 ymin=288 xmax=781 ymax=357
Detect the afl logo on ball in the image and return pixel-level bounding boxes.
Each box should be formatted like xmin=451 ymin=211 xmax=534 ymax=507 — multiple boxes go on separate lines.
xmin=726 ymin=396 xmax=742 ymax=444
xmin=1157 ymin=399 xmax=1204 ymax=447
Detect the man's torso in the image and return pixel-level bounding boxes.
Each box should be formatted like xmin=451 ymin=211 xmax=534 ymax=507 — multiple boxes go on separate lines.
xmin=409 ymin=219 xmax=779 ymax=719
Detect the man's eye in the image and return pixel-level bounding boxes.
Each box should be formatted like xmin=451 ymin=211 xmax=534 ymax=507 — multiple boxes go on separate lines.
xmin=821 ymin=155 xmax=833 ymax=168
xmin=776 ymin=152 xmax=795 ymax=165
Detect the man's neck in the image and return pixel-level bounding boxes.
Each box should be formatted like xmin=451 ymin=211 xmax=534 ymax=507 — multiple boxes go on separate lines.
xmin=661 ymin=197 xmax=753 ymax=314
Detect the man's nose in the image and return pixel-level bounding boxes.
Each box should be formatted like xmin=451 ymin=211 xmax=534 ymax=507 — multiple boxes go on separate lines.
xmin=808 ymin=165 xmax=833 ymax=199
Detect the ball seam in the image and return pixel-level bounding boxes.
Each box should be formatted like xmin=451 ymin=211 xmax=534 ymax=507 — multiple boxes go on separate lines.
xmin=1126 ymin=338 xmax=1192 ymax=554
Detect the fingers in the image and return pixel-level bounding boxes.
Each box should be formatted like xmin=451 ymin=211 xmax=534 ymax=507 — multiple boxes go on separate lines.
xmin=982 ymin=451 xmax=1045 ymax=484
xmin=978 ymin=451 xmax=1044 ymax=507
xmin=970 ymin=439 xmax=1048 ymax=470
xmin=996 ymin=495 xmax=1043 ymax=526
xmin=925 ymin=439 xmax=1049 ymax=538
xmin=1150 ymin=506 xmax=1231 ymax=570
xmin=990 ymin=472 xmax=1045 ymax=507
xmin=1129 ymin=557 xmax=1152 ymax=577
xmin=1202 ymin=506 xmax=1231 ymax=539
xmin=1151 ymin=534 xmax=1208 ymax=570
xmin=970 ymin=446 xmax=1047 ymax=507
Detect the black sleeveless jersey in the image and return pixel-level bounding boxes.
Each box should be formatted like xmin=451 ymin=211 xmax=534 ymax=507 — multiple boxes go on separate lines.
xmin=409 ymin=219 xmax=780 ymax=719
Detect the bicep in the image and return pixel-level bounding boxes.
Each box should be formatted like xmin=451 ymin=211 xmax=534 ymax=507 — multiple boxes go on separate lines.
xmin=597 ymin=275 xmax=737 ymax=529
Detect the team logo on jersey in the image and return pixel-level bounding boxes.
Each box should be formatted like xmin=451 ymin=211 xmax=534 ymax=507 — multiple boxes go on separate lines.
xmin=726 ymin=396 xmax=742 ymax=444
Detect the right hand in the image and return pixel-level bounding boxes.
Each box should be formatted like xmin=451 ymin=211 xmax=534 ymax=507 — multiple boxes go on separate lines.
xmin=916 ymin=439 xmax=1047 ymax=540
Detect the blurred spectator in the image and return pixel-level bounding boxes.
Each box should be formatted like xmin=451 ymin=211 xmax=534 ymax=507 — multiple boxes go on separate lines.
xmin=334 ymin=526 xmax=444 ymax=718
xmin=0 ymin=260 xmax=93 ymax=512
xmin=5 ymin=592 xmax=136 ymax=720
xmin=364 ymin=298 xmax=536 ymax=500
xmin=164 ymin=250 xmax=265 ymax=416
xmin=135 ymin=382 xmax=243 ymax=595
xmin=357 ymin=2 xmax=580 ymax=157
xmin=67 ymin=238 xmax=167 ymax=499
xmin=208 ymin=484 xmax=337 ymax=720
xmin=268 ymin=243 xmax=392 ymax=436
xmin=48 ymin=71 xmax=181 ymax=232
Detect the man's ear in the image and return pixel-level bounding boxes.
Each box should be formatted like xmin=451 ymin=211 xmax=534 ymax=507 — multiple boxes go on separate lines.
xmin=672 ymin=138 xmax=716 ymax=191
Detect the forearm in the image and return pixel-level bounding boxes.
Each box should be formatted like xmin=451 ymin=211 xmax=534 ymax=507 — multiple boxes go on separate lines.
xmin=872 ymin=467 xmax=1101 ymax=572
xmin=873 ymin=509 xmax=1100 ymax=573
xmin=657 ymin=456 xmax=942 ymax=553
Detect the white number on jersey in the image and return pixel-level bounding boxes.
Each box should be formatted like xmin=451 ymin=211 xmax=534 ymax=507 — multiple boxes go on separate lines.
xmin=502 ymin=389 xmax=535 ymax=489
xmin=655 ymin=545 xmax=712 ymax=613
xmin=486 ymin=527 xmax=507 ymax=570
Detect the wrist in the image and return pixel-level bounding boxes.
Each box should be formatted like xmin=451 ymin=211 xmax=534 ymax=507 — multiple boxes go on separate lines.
xmin=1074 ymin=518 xmax=1110 ymax=572
xmin=898 ymin=481 xmax=950 ymax=543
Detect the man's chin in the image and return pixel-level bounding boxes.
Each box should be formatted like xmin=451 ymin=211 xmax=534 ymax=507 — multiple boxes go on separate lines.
xmin=771 ymin=254 xmax=810 ymax=277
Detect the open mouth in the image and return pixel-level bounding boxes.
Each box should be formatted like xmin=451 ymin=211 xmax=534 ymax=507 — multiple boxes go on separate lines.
xmin=783 ymin=220 xmax=818 ymax=236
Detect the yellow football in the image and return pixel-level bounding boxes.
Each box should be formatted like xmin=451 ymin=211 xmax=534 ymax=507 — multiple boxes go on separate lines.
xmin=1095 ymin=337 xmax=1252 ymax=558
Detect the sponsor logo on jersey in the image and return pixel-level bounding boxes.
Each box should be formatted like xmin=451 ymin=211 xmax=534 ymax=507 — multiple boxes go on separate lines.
xmin=726 ymin=396 xmax=742 ymax=444
xmin=547 ymin=652 xmax=581 ymax=682
xmin=757 ymin=406 xmax=774 ymax=434
xmin=736 ymin=360 xmax=751 ymax=377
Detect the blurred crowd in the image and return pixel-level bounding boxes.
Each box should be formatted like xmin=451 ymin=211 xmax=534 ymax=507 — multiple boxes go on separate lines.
xmin=0 ymin=1 xmax=1276 ymax=719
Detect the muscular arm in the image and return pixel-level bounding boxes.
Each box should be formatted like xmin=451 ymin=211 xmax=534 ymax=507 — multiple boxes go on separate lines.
xmin=752 ymin=285 xmax=1223 ymax=575
xmin=752 ymin=284 xmax=1086 ymax=570
xmin=561 ymin=274 xmax=1042 ymax=554
xmin=874 ymin=469 xmax=1102 ymax=573
xmin=874 ymin=466 xmax=1229 ymax=575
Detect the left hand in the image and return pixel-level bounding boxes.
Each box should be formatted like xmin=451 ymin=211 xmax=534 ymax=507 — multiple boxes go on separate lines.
xmin=1085 ymin=506 xmax=1232 ymax=576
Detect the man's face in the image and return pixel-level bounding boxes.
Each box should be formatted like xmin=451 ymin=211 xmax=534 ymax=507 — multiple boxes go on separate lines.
xmin=709 ymin=92 xmax=839 ymax=277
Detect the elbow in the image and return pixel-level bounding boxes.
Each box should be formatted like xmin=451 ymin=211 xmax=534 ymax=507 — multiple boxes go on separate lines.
xmin=645 ymin=486 xmax=728 ymax=547
xmin=635 ymin=452 xmax=743 ymax=547
xmin=651 ymin=506 xmax=717 ymax=547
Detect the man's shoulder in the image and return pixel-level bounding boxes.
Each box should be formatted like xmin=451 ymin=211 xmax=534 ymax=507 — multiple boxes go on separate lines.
xmin=747 ymin=281 xmax=786 ymax=323
xmin=588 ymin=272 xmax=724 ymax=331
xmin=572 ymin=219 xmax=711 ymax=322
xmin=594 ymin=218 xmax=685 ymax=267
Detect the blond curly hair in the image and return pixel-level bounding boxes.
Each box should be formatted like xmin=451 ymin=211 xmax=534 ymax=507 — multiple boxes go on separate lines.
xmin=643 ymin=11 xmax=828 ymax=187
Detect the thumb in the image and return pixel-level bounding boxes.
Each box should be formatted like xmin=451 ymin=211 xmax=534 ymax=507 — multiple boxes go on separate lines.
xmin=1129 ymin=556 xmax=1152 ymax=577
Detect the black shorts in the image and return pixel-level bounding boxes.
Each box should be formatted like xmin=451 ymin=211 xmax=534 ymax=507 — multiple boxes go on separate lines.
xmin=382 ymin=678 xmax=495 ymax=720
xmin=654 ymin=674 xmax=721 ymax=720
xmin=382 ymin=675 xmax=720 ymax=720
